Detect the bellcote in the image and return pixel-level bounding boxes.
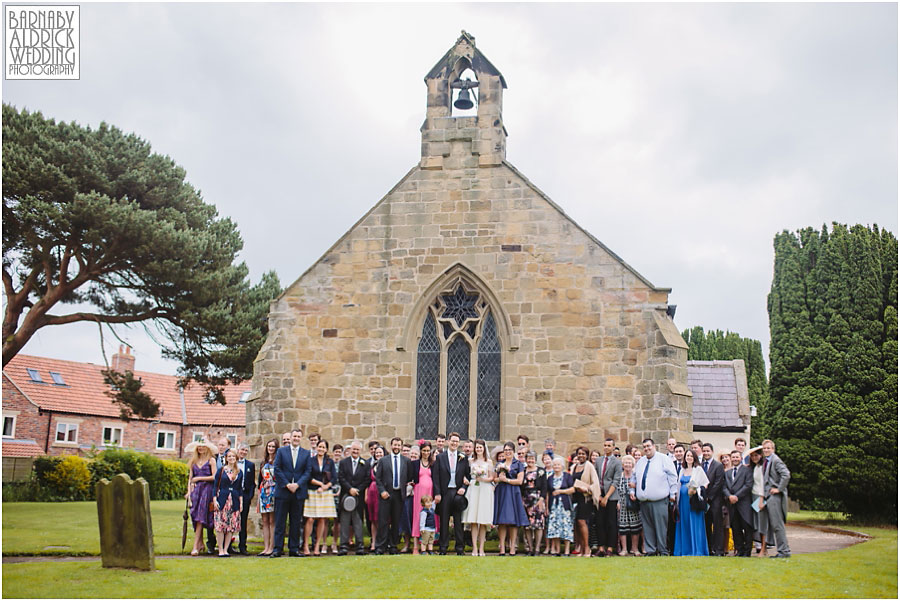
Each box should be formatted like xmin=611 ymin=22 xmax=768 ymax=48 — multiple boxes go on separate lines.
xmin=420 ymin=31 xmax=508 ymax=170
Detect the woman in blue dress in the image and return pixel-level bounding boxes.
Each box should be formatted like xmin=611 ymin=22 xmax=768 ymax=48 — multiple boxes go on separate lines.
xmin=493 ymin=441 xmax=529 ymax=555
xmin=674 ymin=449 xmax=710 ymax=556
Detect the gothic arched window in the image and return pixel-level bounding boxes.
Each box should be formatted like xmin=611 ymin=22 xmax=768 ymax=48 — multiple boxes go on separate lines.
xmin=414 ymin=281 xmax=501 ymax=440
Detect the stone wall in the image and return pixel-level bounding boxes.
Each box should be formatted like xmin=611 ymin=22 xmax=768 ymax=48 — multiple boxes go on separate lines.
xmin=245 ymin=33 xmax=692 ymax=457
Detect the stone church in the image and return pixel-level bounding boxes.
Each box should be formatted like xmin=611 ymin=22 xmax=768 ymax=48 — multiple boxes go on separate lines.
xmin=246 ymin=32 xmax=693 ymax=456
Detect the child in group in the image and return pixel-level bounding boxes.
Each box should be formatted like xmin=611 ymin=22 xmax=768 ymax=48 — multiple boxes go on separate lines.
xmin=418 ymin=495 xmax=437 ymax=555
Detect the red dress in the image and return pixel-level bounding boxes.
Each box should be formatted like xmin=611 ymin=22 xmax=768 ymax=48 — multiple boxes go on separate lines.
xmin=365 ymin=466 xmax=379 ymax=524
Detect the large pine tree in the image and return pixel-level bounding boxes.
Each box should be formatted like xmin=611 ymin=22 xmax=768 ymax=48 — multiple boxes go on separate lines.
xmin=767 ymin=223 xmax=897 ymax=519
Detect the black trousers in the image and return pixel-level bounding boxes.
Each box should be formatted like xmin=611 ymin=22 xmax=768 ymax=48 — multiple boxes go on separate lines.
xmin=730 ymin=508 xmax=753 ymax=557
xmin=238 ymin=495 xmax=252 ymax=551
xmin=594 ymin=499 xmax=618 ymax=551
xmin=273 ymin=496 xmax=306 ymax=554
xmin=437 ymin=493 xmax=465 ymax=552
xmin=376 ymin=490 xmax=404 ymax=552
xmin=666 ymin=503 xmax=676 ymax=554
xmin=207 ymin=523 xmax=216 ymax=552
xmin=705 ymin=499 xmax=725 ymax=556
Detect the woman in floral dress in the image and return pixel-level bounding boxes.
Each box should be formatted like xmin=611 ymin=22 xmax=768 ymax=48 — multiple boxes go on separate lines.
xmin=521 ymin=451 xmax=547 ymax=556
xmin=213 ymin=448 xmax=244 ymax=557
xmin=545 ymin=456 xmax=575 ymax=556
xmin=256 ymin=438 xmax=278 ymax=556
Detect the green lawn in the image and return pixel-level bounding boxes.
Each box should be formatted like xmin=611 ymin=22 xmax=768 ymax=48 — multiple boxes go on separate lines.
xmin=2 ymin=502 xmax=897 ymax=598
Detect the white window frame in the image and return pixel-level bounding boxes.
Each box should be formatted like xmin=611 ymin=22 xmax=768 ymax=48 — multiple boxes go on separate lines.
xmin=26 ymin=368 xmax=43 ymax=383
xmin=54 ymin=421 xmax=79 ymax=444
xmin=2 ymin=411 xmax=19 ymax=438
xmin=156 ymin=430 xmax=176 ymax=451
xmin=226 ymin=434 xmax=237 ymax=448
xmin=192 ymin=431 xmax=207 ymax=443
xmin=101 ymin=424 xmax=124 ymax=447
xmin=49 ymin=371 xmax=66 ymax=386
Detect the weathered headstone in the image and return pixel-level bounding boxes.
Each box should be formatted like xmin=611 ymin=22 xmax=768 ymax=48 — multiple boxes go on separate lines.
xmin=96 ymin=473 xmax=155 ymax=570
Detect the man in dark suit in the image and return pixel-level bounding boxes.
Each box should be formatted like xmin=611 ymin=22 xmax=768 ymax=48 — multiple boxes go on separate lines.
xmin=235 ymin=443 xmax=256 ymax=554
xmin=271 ymin=428 xmax=313 ymax=557
xmin=337 ymin=440 xmax=371 ymax=556
xmin=432 ymin=432 xmax=469 ymax=555
xmin=701 ymin=442 xmax=726 ymax=556
xmin=375 ymin=436 xmax=415 ymax=554
xmin=724 ymin=449 xmax=753 ymax=556
xmin=666 ymin=443 xmax=685 ymax=554
xmin=593 ymin=437 xmax=623 ymax=557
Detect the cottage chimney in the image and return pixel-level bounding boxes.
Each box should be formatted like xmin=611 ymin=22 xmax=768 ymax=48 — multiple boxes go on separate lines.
xmin=112 ymin=345 xmax=135 ymax=373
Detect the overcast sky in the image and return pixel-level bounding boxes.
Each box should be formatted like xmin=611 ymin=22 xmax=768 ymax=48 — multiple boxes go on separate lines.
xmin=4 ymin=2 xmax=897 ymax=376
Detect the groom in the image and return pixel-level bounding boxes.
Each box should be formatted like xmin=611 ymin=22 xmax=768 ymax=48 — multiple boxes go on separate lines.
xmin=432 ymin=432 xmax=469 ymax=555
xmin=271 ymin=428 xmax=313 ymax=557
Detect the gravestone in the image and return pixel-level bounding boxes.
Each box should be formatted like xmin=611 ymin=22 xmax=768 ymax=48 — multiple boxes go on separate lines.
xmin=96 ymin=473 xmax=155 ymax=570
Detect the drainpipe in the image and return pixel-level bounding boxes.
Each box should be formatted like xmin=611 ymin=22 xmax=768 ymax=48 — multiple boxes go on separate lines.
xmin=43 ymin=409 xmax=53 ymax=453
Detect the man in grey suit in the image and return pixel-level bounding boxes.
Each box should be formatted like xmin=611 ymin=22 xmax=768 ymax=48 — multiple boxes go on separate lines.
xmin=593 ymin=437 xmax=622 ymax=557
xmin=724 ymin=449 xmax=753 ymax=556
xmin=762 ymin=439 xmax=791 ymax=558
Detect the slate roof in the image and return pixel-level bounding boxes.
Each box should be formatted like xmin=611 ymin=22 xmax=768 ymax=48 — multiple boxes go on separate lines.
xmin=1 ymin=439 xmax=44 ymax=457
xmin=4 ymin=354 xmax=248 ymax=427
xmin=687 ymin=360 xmax=749 ymax=429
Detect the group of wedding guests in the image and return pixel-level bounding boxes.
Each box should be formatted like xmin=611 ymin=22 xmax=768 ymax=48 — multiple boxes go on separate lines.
xmin=183 ymin=429 xmax=791 ymax=559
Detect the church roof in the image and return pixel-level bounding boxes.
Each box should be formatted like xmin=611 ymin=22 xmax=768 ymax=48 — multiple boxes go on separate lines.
xmin=424 ymin=30 xmax=507 ymax=88
xmin=687 ymin=360 xmax=750 ymax=430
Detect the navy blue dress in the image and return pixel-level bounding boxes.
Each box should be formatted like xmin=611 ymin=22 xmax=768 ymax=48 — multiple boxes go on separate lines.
xmin=674 ymin=473 xmax=709 ymax=556
xmin=492 ymin=459 xmax=529 ymax=526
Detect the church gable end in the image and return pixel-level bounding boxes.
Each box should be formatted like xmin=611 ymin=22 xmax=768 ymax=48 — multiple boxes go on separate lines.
xmin=247 ymin=33 xmax=691 ymax=454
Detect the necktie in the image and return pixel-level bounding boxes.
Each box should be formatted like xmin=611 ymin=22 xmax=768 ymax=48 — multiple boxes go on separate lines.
xmin=703 ymin=460 xmax=709 ymax=473
xmin=393 ymin=455 xmax=399 ymax=489
xmin=641 ymin=458 xmax=650 ymax=490
xmin=764 ymin=458 xmax=769 ymax=477
xmin=353 ymin=458 xmax=358 ymax=473
xmin=732 ymin=468 xmax=737 ymax=480
xmin=601 ymin=457 xmax=608 ymax=480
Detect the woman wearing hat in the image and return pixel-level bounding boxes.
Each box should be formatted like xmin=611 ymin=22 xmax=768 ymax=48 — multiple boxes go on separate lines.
xmin=185 ymin=439 xmax=218 ymax=556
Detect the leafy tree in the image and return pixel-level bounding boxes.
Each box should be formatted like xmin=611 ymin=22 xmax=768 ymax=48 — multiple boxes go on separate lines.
xmin=2 ymin=104 xmax=281 ymax=406
xmin=102 ymin=369 xmax=159 ymax=419
xmin=767 ymin=223 xmax=897 ymax=520
xmin=681 ymin=326 xmax=769 ymax=443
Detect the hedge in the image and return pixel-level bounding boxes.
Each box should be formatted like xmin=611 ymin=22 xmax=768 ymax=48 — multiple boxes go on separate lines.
xmin=9 ymin=449 xmax=189 ymax=502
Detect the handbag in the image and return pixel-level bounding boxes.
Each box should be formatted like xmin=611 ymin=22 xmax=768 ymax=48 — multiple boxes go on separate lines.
xmin=626 ymin=495 xmax=641 ymax=512
xmin=689 ymin=486 xmax=708 ymax=513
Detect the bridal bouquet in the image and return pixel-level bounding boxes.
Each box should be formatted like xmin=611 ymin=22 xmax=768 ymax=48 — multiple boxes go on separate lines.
xmin=471 ymin=465 xmax=488 ymax=486
xmin=495 ymin=463 xmax=509 ymax=479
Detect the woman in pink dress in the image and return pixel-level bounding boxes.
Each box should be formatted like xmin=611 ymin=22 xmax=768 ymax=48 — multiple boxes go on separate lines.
xmin=411 ymin=441 xmax=435 ymax=555
xmin=364 ymin=445 xmax=384 ymax=552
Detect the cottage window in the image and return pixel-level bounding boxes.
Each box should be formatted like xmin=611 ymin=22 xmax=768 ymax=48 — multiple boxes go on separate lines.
xmin=49 ymin=371 xmax=66 ymax=386
xmin=2 ymin=414 xmax=16 ymax=438
xmin=226 ymin=434 xmax=237 ymax=448
xmin=102 ymin=426 xmax=123 ymax=446
xmin=156 ymin=430 xmax=176 ymax=450
xmin=415 ymin=281 xmax=501 ymax=440
xmin=26 ymin=368 xmax=43 ymax=383
xmin=192 ymin=432 xmax=206 ymax=443
xmin=55 ymin=422 xmax=78 ymax=443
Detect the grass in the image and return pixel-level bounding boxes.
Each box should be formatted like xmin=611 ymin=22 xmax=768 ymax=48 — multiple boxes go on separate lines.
xmin=2 ymin=501 xmax=188 ymax=556
xmin=2 ymin=503 xmax=897 ymax=598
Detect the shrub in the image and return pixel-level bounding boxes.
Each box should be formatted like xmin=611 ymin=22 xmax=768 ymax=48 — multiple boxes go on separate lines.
xmin=43 ymin=456 xmax=91 ymax=500
xmin=88 ymin=448 xmax=188 ymax=500
xmin=31 ymin=455 xmax=91 ymax=500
